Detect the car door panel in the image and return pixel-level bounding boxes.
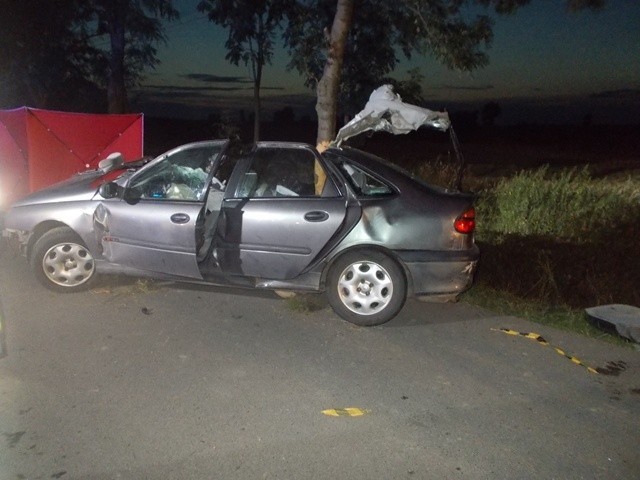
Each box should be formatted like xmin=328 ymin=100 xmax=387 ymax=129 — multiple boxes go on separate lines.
xmin=94 ymin=199 xmax=204 ymax=279
xmin=92 ymin=141 xmax=232 ymax=279
xmin=216 ymin=197 xmax=347 ymax=279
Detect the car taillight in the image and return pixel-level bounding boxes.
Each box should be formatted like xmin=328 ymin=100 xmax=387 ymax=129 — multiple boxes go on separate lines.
xmin=454 ymin=208 xmax=476 ymax=234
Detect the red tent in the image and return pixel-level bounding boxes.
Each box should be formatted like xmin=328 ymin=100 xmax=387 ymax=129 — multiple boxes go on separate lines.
xmin=0 ymin=107 xmax=143 ymax=209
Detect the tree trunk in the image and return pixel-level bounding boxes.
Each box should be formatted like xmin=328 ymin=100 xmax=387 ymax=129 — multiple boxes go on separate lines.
xmin=108 ymin=15 xmax=128 ymax=114
xmin=315 ymin=0 xmax=354 ymax=151
xmin=253 ymin=61 xmax=262 ymax=143
xmin=253 ymin=84 xmax=261 ymax=142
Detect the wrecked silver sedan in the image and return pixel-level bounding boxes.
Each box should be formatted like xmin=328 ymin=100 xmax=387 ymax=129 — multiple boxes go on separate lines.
xmin=2 ymin=140 xmax=478 ymax=325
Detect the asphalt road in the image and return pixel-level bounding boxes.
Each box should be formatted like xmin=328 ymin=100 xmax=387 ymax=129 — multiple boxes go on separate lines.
xmin=1 ymin=250 xmax=639 ymax=480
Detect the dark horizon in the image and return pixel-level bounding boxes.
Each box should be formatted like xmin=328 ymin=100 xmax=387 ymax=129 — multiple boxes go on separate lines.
xmin=131 ymin=87 xmax=640 ymax=127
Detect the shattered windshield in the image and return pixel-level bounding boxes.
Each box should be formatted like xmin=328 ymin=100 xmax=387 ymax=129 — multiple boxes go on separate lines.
xmin=129 ymin=143 xmax=225 ymax=201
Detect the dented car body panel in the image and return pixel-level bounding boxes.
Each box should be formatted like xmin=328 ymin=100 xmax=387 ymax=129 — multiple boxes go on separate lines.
xmin=94 ymin=199 xmax=204 ymax=279
xmin=2 ymin=139 xmax=479 ymax=324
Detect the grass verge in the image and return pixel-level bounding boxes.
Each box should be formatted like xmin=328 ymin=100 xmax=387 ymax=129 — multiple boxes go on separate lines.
xmin=462 ymin=283 xmax=632 ymax=348
xmin=459 ymin=165 xmax=639 ymax=346
xmin=285 ymin=294 xmax=326 ymax=313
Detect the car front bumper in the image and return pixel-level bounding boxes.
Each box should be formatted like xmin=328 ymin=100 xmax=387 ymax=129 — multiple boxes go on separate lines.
xmin=2 ymin=228 xmax=30 ymax=256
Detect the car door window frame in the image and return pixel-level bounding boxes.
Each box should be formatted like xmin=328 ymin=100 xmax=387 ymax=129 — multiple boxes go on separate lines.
xmin=229 ymin=145 xmax=341 ymax=200
xmin=126 ymin=141 xmax=230 ymax=203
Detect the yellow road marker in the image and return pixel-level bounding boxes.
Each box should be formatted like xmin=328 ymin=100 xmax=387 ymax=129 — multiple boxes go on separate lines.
xmin=493 ymin=328 xmax=598 ymax=374
xmin=322 ymin=408 xmax=370 ymax=417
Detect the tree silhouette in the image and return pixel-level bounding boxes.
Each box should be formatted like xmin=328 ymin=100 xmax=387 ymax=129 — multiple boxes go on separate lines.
xmin=85 ymin=0 xmax=179 ymax=113
xmin=0 ymin=0 xmax=98 ymax=110
xmin=198 ymin=0 xmax=292 ymax=142
xmin=285 ymin=0 xmax=605 ymax=148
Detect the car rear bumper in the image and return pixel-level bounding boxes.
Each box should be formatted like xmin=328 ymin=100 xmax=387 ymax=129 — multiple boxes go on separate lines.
xmin=395 ymin=246 xmax=479 ymax=296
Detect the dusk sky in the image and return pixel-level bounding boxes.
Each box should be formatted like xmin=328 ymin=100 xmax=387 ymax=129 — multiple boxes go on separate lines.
xmin=132 ymin=0 xmax=640 ymax=124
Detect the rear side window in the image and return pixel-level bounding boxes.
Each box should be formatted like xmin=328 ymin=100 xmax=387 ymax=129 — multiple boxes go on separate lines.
xmin=336 ymin=162 xmax=394 ymax=197
xmin=235 ymin=148 xmax=339 ymax=198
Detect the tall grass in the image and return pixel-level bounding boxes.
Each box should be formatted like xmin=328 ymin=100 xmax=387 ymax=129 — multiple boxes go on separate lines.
xmin=412 ymin=157 xmax=461 ymax=190
xmin=455 ymin=165 xmax=639 ymax=342
xmin=475 ymin=165 xmax=639 ymax=243
xmin=466 ymin=165 xmax=640 ymax=310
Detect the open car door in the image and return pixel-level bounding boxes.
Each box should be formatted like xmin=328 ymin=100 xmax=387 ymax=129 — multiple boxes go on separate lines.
xmin=214 ymin=144 xmax=348 ymax=280
xmin=94 ymin=141 xmax=230 ymax=278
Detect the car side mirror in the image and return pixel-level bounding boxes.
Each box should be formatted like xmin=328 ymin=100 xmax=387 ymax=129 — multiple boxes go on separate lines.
xmin=99 ymin=182 xmax=119 ymax=199
xmin=123 ymin=186 xmax=142 ymax=205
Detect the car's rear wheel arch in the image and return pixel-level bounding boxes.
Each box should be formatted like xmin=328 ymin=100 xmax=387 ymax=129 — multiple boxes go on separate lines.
xmin=323 ymin=245 xmax=414 ymax=294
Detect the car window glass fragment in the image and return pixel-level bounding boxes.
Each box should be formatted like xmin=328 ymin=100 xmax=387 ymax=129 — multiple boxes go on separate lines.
xmin=336 ymin=161 xmax=393 ymax=197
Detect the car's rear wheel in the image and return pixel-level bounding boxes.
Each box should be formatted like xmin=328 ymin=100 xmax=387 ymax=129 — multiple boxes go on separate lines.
xmin=31 ymin=227 xmax=96 ymax=292
xmin=326 ymin=250 xmax=406 ymax=326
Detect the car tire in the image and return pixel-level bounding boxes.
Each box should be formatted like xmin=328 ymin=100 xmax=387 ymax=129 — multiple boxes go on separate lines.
xmin=326 ymin=250 xmax=406 ymax=326
xmin=30 ymin=227 xmax=96 ymax=293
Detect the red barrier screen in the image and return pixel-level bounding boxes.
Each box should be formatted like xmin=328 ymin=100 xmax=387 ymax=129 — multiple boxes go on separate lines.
xmin=0 ymin=107 xmax=143 ymax=209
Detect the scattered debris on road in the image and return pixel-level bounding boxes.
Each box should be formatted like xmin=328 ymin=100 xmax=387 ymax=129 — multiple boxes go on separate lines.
xmin=586 ymin=304 xmax=640 ymax=343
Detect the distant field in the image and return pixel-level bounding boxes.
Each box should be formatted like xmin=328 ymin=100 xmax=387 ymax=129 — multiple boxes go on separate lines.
xmin=144 ymin=117 xmax=640 ymax=174
xmin=357 ymin=124 xmax=639 ymax=178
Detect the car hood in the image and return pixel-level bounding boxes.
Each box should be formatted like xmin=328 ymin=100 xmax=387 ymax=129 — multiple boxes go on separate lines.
xmin=9 ymin=168 xmax=129 ymax=207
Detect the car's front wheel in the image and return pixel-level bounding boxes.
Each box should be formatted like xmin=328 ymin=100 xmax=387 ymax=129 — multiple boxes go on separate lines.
xmin=326 ymin=250 xmax=406 ymax=326
xmin=31 ymin=227 xmax=96 ymax=292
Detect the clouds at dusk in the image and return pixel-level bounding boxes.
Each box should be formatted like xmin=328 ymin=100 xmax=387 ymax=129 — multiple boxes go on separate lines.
xmin=133 ymin=0 xmax=640 ymax=124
